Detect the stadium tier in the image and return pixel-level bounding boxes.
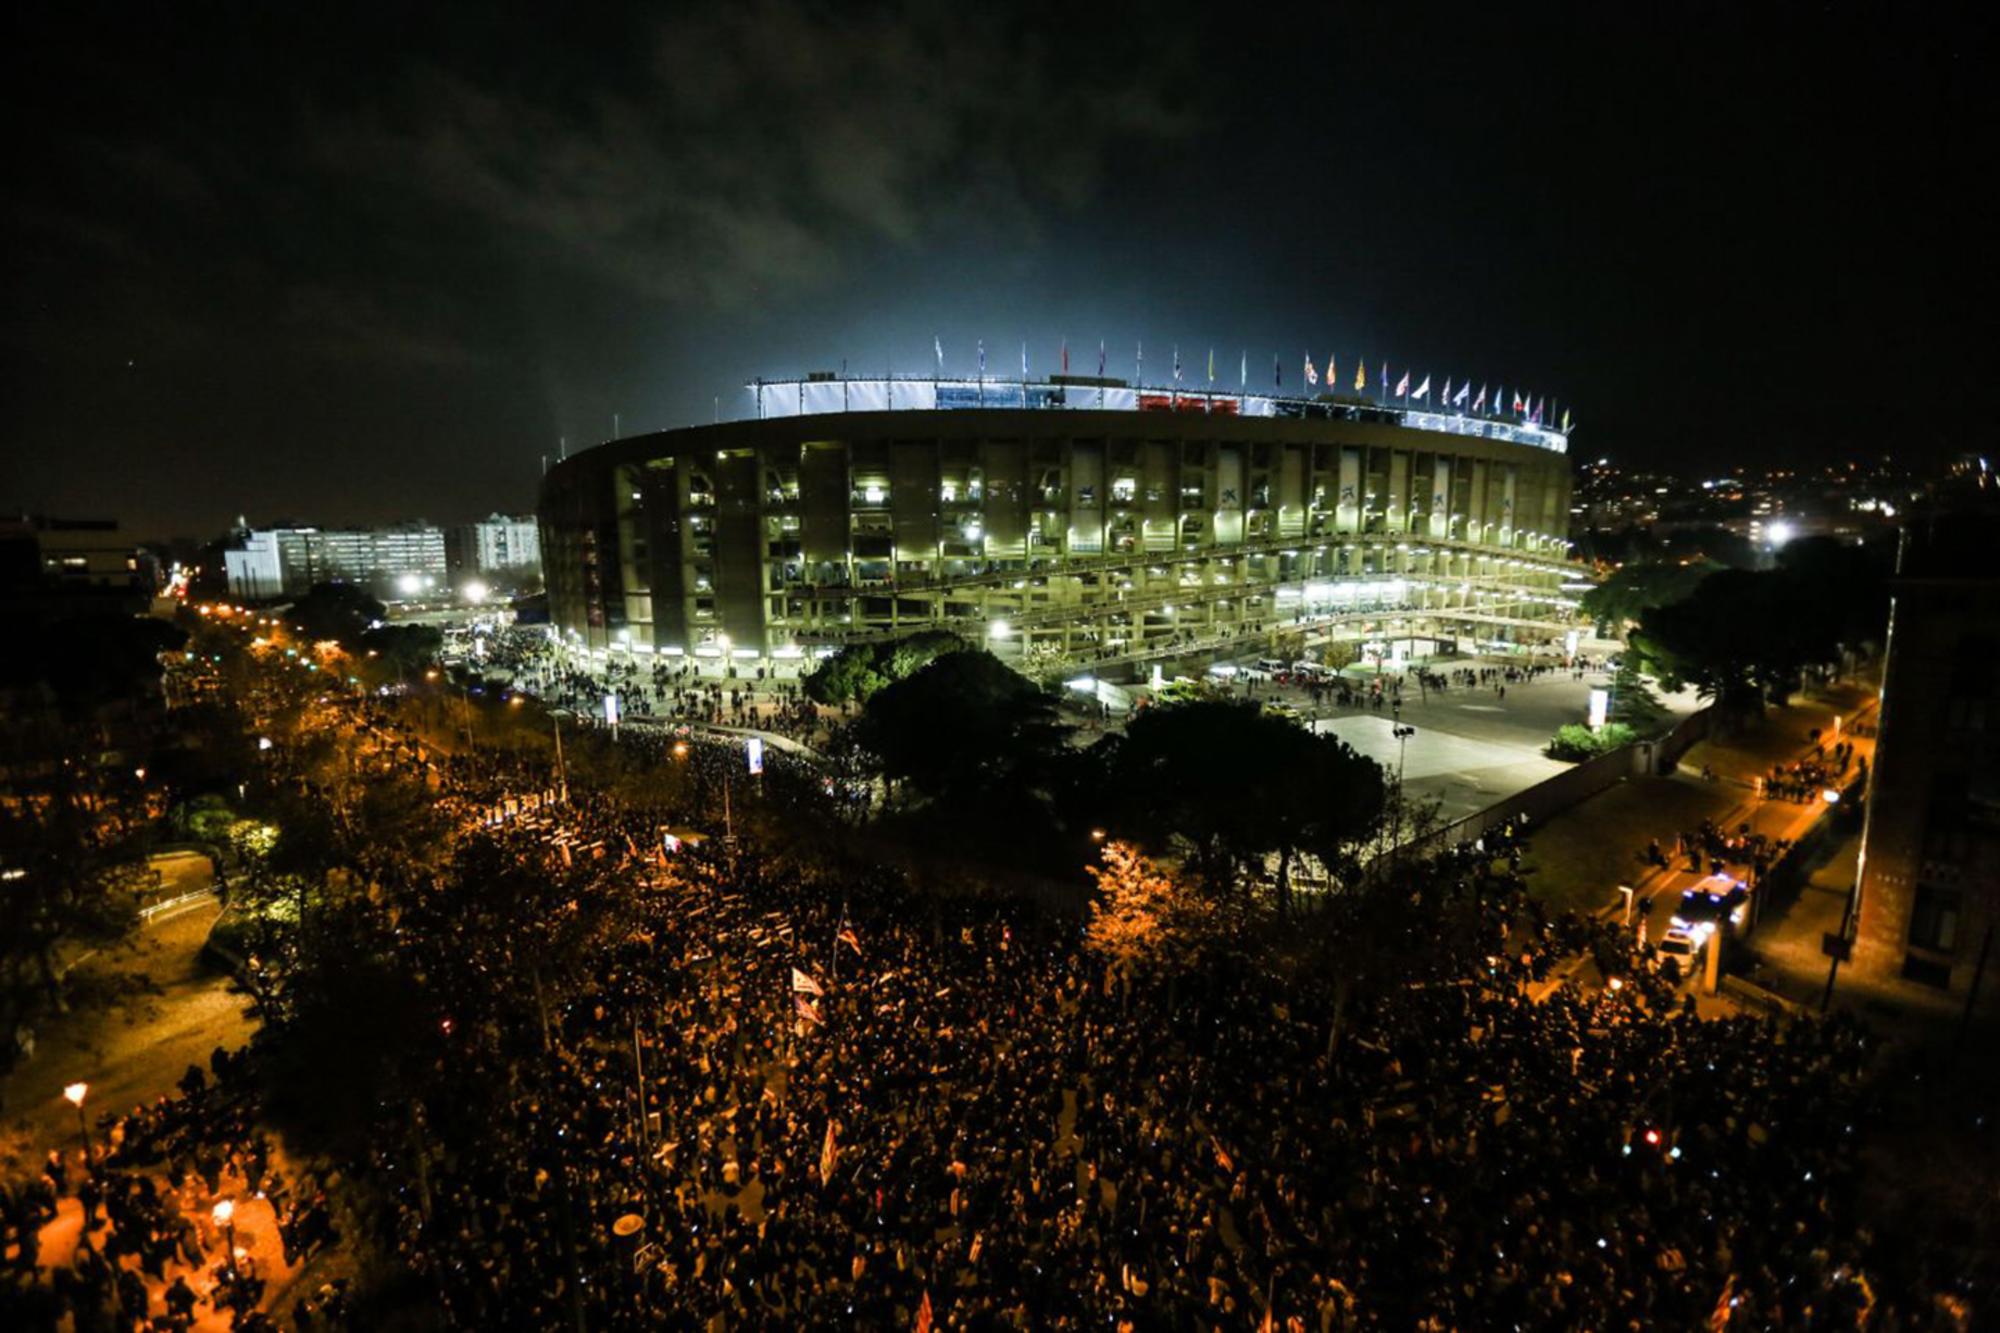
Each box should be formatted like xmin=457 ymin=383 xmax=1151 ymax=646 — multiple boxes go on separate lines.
xmin=539 ymin=379 xmax=1580 ymax=675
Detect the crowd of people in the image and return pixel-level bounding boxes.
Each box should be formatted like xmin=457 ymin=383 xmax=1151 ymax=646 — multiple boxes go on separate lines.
xmin=3 ymin=629 xmax=1962 ymax=1329
xmin=265 ymin=690 xmax=1921 ymax=1330
xmin=1 ymin=1049 xmax=342 ymax=1330
xmin=1763 ymin=737 xmax=1863 ymax=805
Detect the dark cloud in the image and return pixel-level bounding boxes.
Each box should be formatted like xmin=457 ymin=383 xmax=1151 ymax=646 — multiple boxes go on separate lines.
xmin=311 ymin=2 xmax=1196 ymax=309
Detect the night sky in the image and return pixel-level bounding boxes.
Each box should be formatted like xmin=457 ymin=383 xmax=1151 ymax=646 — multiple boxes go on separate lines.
xmin=3 ymin=2 xmax=1978 ymax=540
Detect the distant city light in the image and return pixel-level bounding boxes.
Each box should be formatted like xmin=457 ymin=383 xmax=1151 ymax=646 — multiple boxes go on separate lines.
xmin=1765 ymin=520 xmax=1795 ymax=547
xmin=396 ymin=572 xmax=423 ymax=596
xmin=462 ymin=579 xmax=489 ymax=604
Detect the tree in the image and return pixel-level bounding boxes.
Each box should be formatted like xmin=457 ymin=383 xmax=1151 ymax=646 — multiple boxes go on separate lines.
xmin=1633 ymin=566 xmax=1844 ymax=708
xmin=855 ymin=650 xmax=1067 ymax=803
xmin=1107 ymin=700 xmax=1384 ymax=915
xmin=286 ymin=582 xmax=386 ymax=647
xmin=1606 ymin=659 xmax=1670 ymax=733
xmin=1579 ymin=560 xmax=1716 ymax=635
xmin=804 ymin=630 xmax=966 ymax=705
xmin=1083 ymin=840 xmax=1220 ymax=994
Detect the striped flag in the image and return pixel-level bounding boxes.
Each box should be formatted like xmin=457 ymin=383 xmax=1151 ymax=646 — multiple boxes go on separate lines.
xmin=791 ymin=966 xmax=824 ymax=996
xmin=837 ymin=924 xmax=862 ymax=955
xmin=1354 ymin=359 xmax=1366 ymax=392
xmin=1304 ymin=353 xmax=1318 ymax=386
xmin=1327 ymin=353 xmax=1337 ymax=387
xmin=820 ymin=1119 xmax=839 ymax=1185
xmin=795 ymin=994 xmax=823 ymax=1026
xmin=1474 ymin=384 xmax=1487 ymax=412
xmin=1395 ymin=369 xmax=1411 ymax=398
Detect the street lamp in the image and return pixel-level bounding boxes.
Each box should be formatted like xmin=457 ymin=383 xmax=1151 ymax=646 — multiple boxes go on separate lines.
xmin=212 ymin=1198 xmax=238 ymax=1279
xmin=62 ymin=1082 xmax=91 ymax=1167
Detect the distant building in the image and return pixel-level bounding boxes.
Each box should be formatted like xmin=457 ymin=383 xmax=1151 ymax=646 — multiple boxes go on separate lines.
xmin=0 ymin=515 xmax=149 ymax=591
xmin=448 ymin=513 xmax=542 ymax=579
xmin=224 ymin=524 xmax=448 ymax=601
xmin=1850 ymin=512 xmax=2000 ymax=1005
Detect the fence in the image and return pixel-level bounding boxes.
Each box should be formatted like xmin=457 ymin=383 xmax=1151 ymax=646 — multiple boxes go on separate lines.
xmin=1390 ymin=706 xmax=1716 ymax=864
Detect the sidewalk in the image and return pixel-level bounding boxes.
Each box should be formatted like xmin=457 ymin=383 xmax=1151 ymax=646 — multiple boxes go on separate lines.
xmin=1521 ymin=677 xmax=1879 ymax=951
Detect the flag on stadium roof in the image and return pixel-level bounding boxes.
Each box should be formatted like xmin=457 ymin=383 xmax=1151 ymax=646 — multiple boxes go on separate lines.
xmin=1327 ymin=353 xmax=1337 ymax=387
xmin=1060 ymin=338 xmax=1068 ymax=375
xmin=933 ymin=335 xmax=943 ymax=373
xmin=1474 ymin=384 xmax=1487 ymax=412
xmin=1354 ymin=359 xmax=1366 ymax=392
xmin=1207 ymin=347 xmax=1215 ymax=383
xmin=1304 ymin=353 xmax=1318 ymax=386
xmin=1413 ymin=374 xmax=1431 ymax=400
xmin=1395 ymin=369 xmax=1411 ymax=398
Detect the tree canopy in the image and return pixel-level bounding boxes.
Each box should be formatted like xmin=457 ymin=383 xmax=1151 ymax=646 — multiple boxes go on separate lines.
xmin=855 ymin=649 xmax=1067 ymax=802
xmin=1579 ymin=560 xmax=1718 ymax=634
xmin=803 ymin=630 xmax=966 ymax=705
xmin=1104 ymin=700 xmax=1384 ymax=912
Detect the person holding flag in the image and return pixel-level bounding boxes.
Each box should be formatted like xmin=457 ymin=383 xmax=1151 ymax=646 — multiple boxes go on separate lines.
xmin=791 ymin=966 xmax=824 ymax=997
xmin=819 ymin=1119 xmax=839 ymax=1186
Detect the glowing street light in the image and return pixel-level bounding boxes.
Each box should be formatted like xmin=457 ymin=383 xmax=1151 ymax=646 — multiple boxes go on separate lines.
xmin=462 ymin=579 xmax=489 ymax=605
xmin=212 ymin=1198 xmax=239 ymax=1278
xmin=62 ymin=1082 xmax=92 ymax=1166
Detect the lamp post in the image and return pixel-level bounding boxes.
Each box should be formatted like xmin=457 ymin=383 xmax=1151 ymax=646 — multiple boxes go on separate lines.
xmin=62 ymin=1082 xmax=92 ymax=1168
xmin=212 ymin=1198 xmax=238 ymax=1280
xmin=1391 ymin=724 xmax=1418 ymax=857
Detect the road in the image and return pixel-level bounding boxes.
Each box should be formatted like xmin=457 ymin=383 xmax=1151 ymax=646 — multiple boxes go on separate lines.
xmin=0 ymin=853 xmax=255 ymax=1177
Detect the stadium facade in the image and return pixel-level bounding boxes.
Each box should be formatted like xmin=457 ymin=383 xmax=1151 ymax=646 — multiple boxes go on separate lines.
xmin=538 ymin=377 xmax=1580 ymax=675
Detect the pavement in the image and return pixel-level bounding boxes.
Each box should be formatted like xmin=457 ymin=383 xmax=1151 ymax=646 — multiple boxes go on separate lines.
xmin=1293 ymin=662 xmax=1703 ymax=823
xmin=1519 ymin=676 xmax=1881 ymax=999
xmin=1 ymin=854 xmax=253 ymax=1177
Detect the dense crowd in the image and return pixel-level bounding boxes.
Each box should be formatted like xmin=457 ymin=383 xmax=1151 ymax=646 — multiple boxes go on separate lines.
xmin=313 ymin=698 xmax=1912 ymax=1329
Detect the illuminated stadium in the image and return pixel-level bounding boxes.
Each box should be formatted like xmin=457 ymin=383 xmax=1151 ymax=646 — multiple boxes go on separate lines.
xmin=537 ymin=373 xmax=1581 ymax=676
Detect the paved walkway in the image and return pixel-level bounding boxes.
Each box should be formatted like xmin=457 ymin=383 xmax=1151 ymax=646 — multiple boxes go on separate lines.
xmin=1521 ymin=677 xmax=1880 ymax=982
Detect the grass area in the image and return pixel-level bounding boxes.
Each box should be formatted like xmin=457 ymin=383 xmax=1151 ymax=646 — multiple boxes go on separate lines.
xmin=1518 ymin=773 xmax=1732 ymax=915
